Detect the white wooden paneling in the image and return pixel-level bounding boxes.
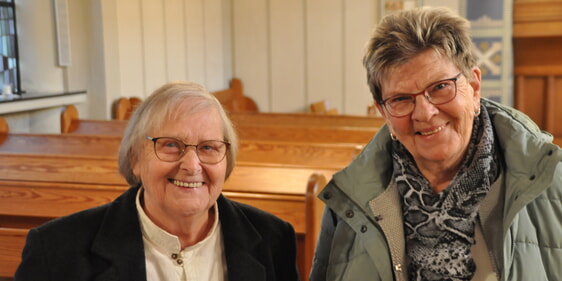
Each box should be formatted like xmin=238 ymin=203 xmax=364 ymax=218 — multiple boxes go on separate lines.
xmin=98 ymin=0 xmax=121 ymax=119
xmin=141 ymin=0 xmax=167 ymax=94
xmin=112 ymin=0 xmax=228 ymax=102
xmin=343 ymin=0 xmax=378 ymax=115
xmin=88 ymin=0 xmax=381 ymax=119
xmin=185 ymin=0 xmax=207 ymax=86
xmin=305 ymin=0 xmax=343 ymax=113
xmin=232 ymin=0 xmax=270 ymax=111
xmin=203 ymin=0 xmax=227 ymax=91
xmin=232 ymin=0 xmax=379 ymax=115
xmin=164 ymin=0 xmax=188 ymax=83
xmin=269 ymin=0 xmax=307 ymax=113
xmin=117 ymin=0 xmax=144 ymax=98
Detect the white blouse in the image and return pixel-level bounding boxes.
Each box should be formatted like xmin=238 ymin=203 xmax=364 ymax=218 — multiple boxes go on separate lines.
xmin=135 ymin=188 xmax=228 ymax=281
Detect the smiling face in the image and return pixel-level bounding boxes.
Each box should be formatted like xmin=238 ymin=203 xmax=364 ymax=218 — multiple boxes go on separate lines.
xmin=377 ymin=49 xmax=481 ymax=172
xmin=133 ymin=106 xmax=227 ymax=229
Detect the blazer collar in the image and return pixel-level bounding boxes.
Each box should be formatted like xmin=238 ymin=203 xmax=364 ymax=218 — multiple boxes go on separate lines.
xmin=217 ymin=195 xmax=266 ymax=281
xmin=88 ymin=190 xmax=267 ymax=281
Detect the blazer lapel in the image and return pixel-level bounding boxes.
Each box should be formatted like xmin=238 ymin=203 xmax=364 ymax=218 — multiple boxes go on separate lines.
xmin=218 ymin=195 xmax=266 ymax=281
xmin=91 ymin=186 xmax=147 ymax=281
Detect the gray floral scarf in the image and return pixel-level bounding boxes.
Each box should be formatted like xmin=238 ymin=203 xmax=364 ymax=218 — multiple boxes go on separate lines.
xmin=392 ymin=106 xmax=499 ymax=281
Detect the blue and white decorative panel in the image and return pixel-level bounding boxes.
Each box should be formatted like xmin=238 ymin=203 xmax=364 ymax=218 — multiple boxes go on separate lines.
xmin=381 ymin=0 xmax=514 ymax=105
xmin=466 ymin=0 xmax=513 ymax=105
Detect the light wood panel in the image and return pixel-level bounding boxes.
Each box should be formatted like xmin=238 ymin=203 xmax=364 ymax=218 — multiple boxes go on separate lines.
xmin=513 ymin=0 xmax=562 ymax=140
xmin=513 ymin=0 xmax=562 ymax=38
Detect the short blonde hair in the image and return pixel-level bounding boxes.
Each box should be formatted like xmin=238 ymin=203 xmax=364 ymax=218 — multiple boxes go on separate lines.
xmin=118 ymin=81 xmax=238 ymax=186
xmin=363 ymin=7 xmax=477 ymax=103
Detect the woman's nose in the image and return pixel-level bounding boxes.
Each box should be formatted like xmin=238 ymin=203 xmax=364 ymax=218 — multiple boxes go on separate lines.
xmin=178 ymin=148 xmax=202 ymax=172
xmin=411 ymin=93 xmax=438 ymax=121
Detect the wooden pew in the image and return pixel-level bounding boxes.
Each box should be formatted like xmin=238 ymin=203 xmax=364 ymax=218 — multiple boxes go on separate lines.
xmin=62 ymin=106 xmax=385 ymax=134
xmin=229 ymin=111 xmax=386 ymax=128
xmin=106 ymin=78 xmax=258 ymax=123
xmin=0 ymin=133 xmax=121 ymax=156
xmin=0 ymin=228 xmax=28 ymax=279
xmin=309 ymin=99 xmax=338 ymax=114
xmin=0 ymin=132 xmax=356 ymax=279
xmin=236 ymin=124 xmax=376 ymax=144
xmin=60 ymin=115 xmax=379 ymax=145
xmin=112 ymin=97 xmax=143 ymax=120
xmin=0 ymin=133 xmax=361 ymax=170
xmin=212 ymin=78 xmax=258 ymax=113
xmin=61 ymin=105 xmax=128 ymax=136
xmin=0 ymin=154 xmax=330 ymax=280
xmin=0 ymin=117 xmax=8 ymax=134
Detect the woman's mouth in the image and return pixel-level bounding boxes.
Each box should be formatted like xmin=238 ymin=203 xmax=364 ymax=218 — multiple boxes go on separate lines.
xmin=171 ymin=179 xmax=204 ymax=188
xmin=417 ymin=125 xmax=445 ymax=136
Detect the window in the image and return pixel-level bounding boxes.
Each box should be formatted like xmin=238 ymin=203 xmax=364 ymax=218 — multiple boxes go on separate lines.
xmin=0 ymin=0 xmax=20 ymax=94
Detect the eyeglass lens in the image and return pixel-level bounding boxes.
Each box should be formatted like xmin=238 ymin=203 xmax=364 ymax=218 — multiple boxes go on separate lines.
xmin=151 ymin=137 xmax=228 ymax=164
xmin=383 ymin=75 xmax=459 ymax=117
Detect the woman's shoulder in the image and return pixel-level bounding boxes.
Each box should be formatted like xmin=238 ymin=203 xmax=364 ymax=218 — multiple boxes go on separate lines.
xmin=32 ymin=186 xmax=139 ymax=240
xmin=32 ymin=202 xmax=111 ymax=238
xmin=218 ymin=195 xmax=294 ymax=233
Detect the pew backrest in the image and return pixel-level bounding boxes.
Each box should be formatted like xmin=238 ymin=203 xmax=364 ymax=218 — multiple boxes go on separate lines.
xmin=60 ymin=105 xmax=79 ymax=134
xmin=212 ymin=78 xmax=258 ymax=113
xmin=229 ymin=111 xmax=385 ymax=128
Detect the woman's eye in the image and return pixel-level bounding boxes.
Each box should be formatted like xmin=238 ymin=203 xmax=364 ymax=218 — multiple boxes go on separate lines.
xmin=164 ymin=141 xmax=180 ymax=148
xmin=389 ymin=95 xmax=412 ymax=103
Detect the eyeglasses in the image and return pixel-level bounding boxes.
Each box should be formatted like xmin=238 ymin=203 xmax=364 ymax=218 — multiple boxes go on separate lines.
xmin=146 ymin=137 xmax=230 ymax=164
xmin=379 ymin=73 xmax=462 ymax=117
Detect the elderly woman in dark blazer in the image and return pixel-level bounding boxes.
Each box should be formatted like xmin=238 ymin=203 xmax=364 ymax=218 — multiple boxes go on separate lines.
xmin=15 ymin=81 xmax=300 ymax=281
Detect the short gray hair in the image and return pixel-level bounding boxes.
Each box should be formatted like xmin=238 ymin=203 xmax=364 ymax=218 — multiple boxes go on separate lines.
xmin=118 ymin=81 xmax=238 ymax=186
xmin=363 ymin=7 xmax=477 ymax=103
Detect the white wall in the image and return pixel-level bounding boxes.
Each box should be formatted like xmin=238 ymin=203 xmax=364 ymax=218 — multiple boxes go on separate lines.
xmin=232 ymin=0 xmax=378 ymax=114
xmin=90 ymin=0 xmax=233 ymax=119
xmin=9 ymin=0 xmax=378 ymax=131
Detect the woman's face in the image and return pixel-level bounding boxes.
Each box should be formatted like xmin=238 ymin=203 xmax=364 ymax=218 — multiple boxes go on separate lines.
xmin=377 ymin=49 xmax=481 ymax=170
xmin=133 ymin=106 xmax=227 ymax=225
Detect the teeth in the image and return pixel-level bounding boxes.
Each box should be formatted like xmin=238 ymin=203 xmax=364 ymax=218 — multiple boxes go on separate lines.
xmin=173 ymin=180 xmax=203 ymax=188
xmin=419 ymin=126 xmax=444 ymax=136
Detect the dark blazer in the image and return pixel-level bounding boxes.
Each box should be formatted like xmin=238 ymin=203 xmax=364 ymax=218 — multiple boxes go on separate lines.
xmin=15 ymin=186 xmax=300 ymax=281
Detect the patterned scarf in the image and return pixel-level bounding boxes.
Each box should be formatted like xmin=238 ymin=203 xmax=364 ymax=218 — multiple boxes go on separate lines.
xmin=392 ymin=106 xmax=499 ymax=281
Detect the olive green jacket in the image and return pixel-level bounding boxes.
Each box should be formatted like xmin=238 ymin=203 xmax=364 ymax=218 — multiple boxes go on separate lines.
xmin=309 ymin=99 xmax=562 ymax=281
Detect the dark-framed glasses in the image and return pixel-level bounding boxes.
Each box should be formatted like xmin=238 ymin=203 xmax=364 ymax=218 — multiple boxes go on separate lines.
xmin=146 ymin=137 xmax=230 ymax=164
xmin=380 ymin=73 xmax=462 ymax=117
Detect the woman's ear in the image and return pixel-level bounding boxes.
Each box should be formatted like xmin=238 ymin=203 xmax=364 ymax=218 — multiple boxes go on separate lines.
xmin=375 ymin=102 xmax=386 ymax=118
xmin=469 ymin=66 xmax=482 ymax=110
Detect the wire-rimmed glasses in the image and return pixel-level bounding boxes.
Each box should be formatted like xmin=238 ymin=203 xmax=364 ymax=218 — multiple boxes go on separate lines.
xmin=380 ymin=73 xmax=462 ymax=117
xmin=146 ymin=137 xmax=230 ymax=164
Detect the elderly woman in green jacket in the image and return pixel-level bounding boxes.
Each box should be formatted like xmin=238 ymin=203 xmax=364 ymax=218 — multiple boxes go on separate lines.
xmin=309 ymin=7 xmax=562 ymax=281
